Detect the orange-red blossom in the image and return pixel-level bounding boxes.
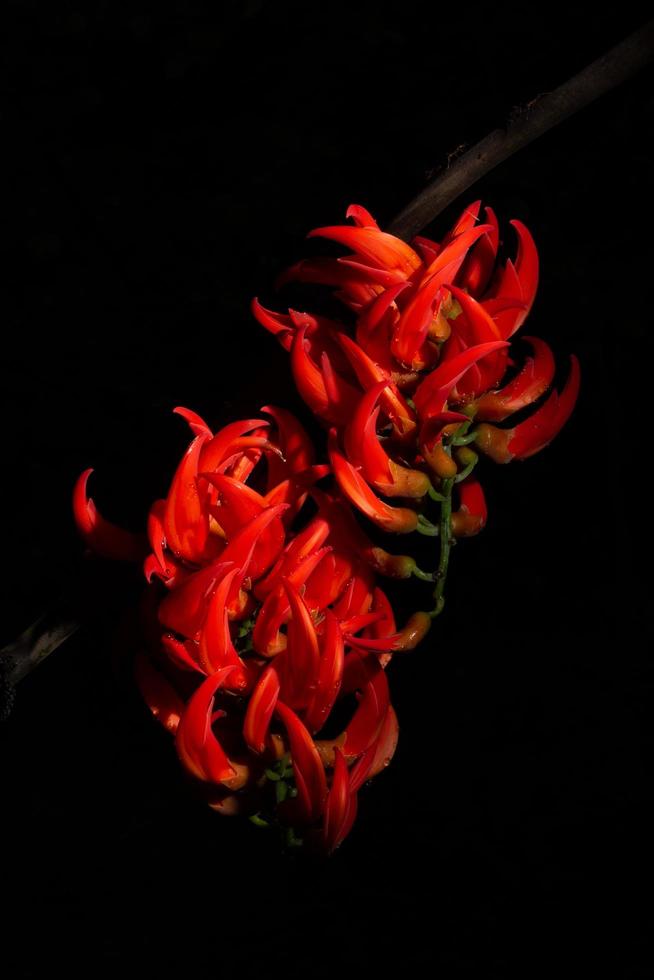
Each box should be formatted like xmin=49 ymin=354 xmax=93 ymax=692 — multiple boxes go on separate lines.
xmin=74 ymin=407 xmax=424 ymax=852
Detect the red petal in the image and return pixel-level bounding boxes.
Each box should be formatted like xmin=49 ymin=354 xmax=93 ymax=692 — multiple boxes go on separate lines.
xmin=329 ymin=431 xmax=419 ymax=533
xmin=366 ymin=705 xmax=400 ymax=779
xmin=508 ymin=355 xmax=580 ymax=459
xmin=421 ymin=223 xmax=492 ymax=286
xmin=282 ymin=578 xmax=321 ymax=711
xmin=336 ymin=333 xmax=416 ymax=437
xmin=323 ymin=747 xmax=350 ymax=852
xmin=343 ymin=654 xmax=390 ymax=757
xmin=475 ymin=337 xmax=556 ymax=421
xmin=200 ymin=419 xmax=271 ymax=473
xmin=161 ymin=633 xmax=205 ymax=674
xmin=218 ymin=503 xmax=289 ymax=582
xmin=458 ymin=206 xmax=499 ymax=296
xmin=198 ymin=567 xmax=247 ymax=684
xmin=73 ymin=469 xmax=146 ymax=562
xmin=261 ymin=404 xmax=315 ymax=476
xmin=158 ymin=560 xmax=234 ymax=639
xmin=413 ymin=341 xmax=508 ymax=418
xmin=251 ymin=298 xmax=294 ymax=350
xmin=243 ymin=663 xmax=281 ymax=753
xmin=307 ymin=225 xmax=421 ymax=275
xmin=304 ymin=611 xmax=345 ymax=733
xmin=173 ymin=406 xmax=213 ymax=439
xmin=176 ymin=667 xmax=239 ymax=783
xmin=275 ymin=701 xmax=328 ymax=823
xmin=134 ymin=651 xmax=185 ymax=734
xmin=345 ymin=204 xmax=379 ymax=228
xmin=163 ymin=433 xmax=211 ymax=563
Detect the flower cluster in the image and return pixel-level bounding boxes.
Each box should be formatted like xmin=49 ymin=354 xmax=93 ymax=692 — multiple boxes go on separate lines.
xmin=74 ymin=406 xmax=422 ymax=852
xmin=254 ymin=201 xmax=580 ymax=552
xmin=73 ymin=200 xmax=579 ymax=853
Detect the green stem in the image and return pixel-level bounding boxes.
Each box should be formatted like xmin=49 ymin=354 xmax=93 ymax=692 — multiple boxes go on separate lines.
xmin=427 ymin=484 xmax=446 ymax=503
xmin=454 ymin=452 xmax=478 ymax=483
xmin=416 ymin=514 xmax=440 ymax=536
xmin=451 ymin=431 xmax=477 ymax=446
xmin=430 ymin=477 xmax=454 ymax=618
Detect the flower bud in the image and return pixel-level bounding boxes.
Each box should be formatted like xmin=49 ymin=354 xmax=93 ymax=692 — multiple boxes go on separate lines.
xmin=392 ymin=611 xmax=432 ymax=650
xmin=423 ymin=442 xmax=458 ymax=479
xmin=474 ymin=423 xmax=514 ymax=463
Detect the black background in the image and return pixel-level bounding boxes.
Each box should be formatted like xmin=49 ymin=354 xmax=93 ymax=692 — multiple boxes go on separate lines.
xmin=2 ymin=3 xmax=653 ymax=975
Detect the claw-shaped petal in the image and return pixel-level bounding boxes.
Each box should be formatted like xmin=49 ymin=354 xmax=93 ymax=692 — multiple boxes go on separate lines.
xmin=322 ymin=747 xmax=351 ymax=853
xmin=291 ymin=321 xmax=359 ymax=424
xmin=344 ymin=381 xmax=430 ymax=498
xmin=329 ymin=430 xmax=419 ymax=533
xmin=413 ymin=341 xmax=508 ymax=419
xmin=163 ymin=433 xmax=211 ymax=563
xmin=342 ymin=653 xmax=390 ymax=758
xmin=175 ymin=667 xmax=239 ymax=784
xmin=307 ymin=224 xmax=421 ymax=276
xmin=475 ymin=356 xmax=580 ymax=462
xmin=158 ymin=559 xmax=235 ymax=639
xmin=458 ymin=206 xmax=499 ymax=296
xmin=475 ymin=337 xmax=556 ymax=421
xmin=134 ymin=651 xmax=185 ymax=734
xmin=508 ymin=354 xmax=580 ymax=459
xmin=73 ymin=469 xmax=147 ymax=561
xmin=199 ymin=418 xmax=271 ymax=474
xmin=282 ymin=578 xmax=321 ymax=711
xmin=198 ymin=567 xmax=248 ymax=686
xmin=274 ymin=701 xmax=328 ymax=823
xmin=218 ymin=503 xmax=289 ymax=582
xmin=304 ymin=611 xmax=345 ymax=734
xmin=336 ymin=332 xmax=416 ymax=437
xmin=243 ymin=663 xmax=281 ymax=753
xmin=251 ymin=298 xmax=295 ymax=350
xmin=345 ymin=204 xmax=379 ymax=228
xmin=173 ymin=406 xmax=213 ymax=439
xmin=451 ymin=477 xmax=487 ymax=537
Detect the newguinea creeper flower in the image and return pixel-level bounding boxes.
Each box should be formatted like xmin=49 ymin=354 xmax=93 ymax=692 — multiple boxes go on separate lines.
xmin=253 ymin=200 xmax=580 ymax=543
xmin=73 ymin=406 xmax=408 ymax=852
xmin=72 ymin=200 xmax=580 ymax=854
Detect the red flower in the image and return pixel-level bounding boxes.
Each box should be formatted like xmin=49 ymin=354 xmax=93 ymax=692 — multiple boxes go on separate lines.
xmin=254 ymin=201 xmax=580 ymax=544
xmin=74 ymin=405 xmax=406 ymax=852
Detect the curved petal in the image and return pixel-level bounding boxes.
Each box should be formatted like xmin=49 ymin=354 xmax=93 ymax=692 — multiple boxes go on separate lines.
xmin=451 ymin=478 xmax=488 ymax=537
xmin=173 ymin=406 xmax=213 ymax=439
xmin=175 ymin=667 xmax=239 ymax=784
xmin=304 ymin=611 xmax=345 ymax=734
xmin=342 ymin=654 xmax=390 ymax=758
xmin=307 ymin=224 xmax=421 ymax=276
xmin=329 ymin=431 xmax=419 ymax=533
xmin=475 ymin=337 xmax=555 ymax=421
xmin=274 ymin=701 xmax=328 ymax=823
xmin=73 ymin=469 xmax=146 ymax=562
xmin=198 ymin=567 xmax=248 ymax=685
xmin=158 ymin=560 xmax=235 ymax=638
xmin=134 ymin=651 xmax=185 ymax=734
xmin=345 ymin=204 xmax=379 ymax=228
xmin=413 ymin=341 xmax=508 ymax=419
xmin=282 ymin=578 xmax=321 ymax=711
xmin=163 ymin=433 xmax=211 ymax=563
xmin=508 ymin=355 xmax=580 ymax=459
xmin=322 ymin=747 xmax=351 ymax=853
xmin=243 ymin=663 xmax=281 ymax=753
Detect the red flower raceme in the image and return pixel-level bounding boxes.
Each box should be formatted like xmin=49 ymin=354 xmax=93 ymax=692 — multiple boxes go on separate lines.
xmin=253 ymin=201 xmax=580 ymax=573
xmin=73 ymin=406 xmax=408 ymax=851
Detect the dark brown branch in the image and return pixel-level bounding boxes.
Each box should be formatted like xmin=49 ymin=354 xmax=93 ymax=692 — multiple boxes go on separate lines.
xmin=0 ymin=608 xmax=79 ymax=718
xmin=388 ymin=19 xmax=654 ymax=241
